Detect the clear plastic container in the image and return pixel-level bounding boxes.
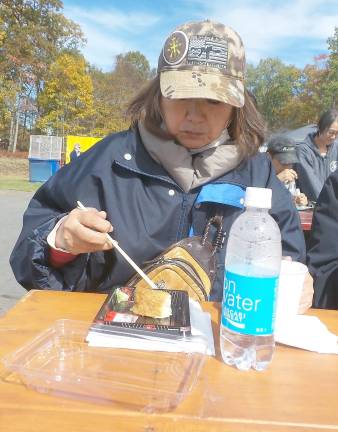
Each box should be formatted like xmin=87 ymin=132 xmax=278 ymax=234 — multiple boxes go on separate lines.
xmin=1 ymin=319 xmax=207 ymax=412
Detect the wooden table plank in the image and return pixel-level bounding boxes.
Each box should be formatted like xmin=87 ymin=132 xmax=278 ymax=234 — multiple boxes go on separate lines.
xmin=0 ymin=290 xmax=337 ymax=432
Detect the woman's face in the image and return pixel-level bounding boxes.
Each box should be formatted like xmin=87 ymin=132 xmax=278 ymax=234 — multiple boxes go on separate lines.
xmin=271 ymin=157 xmax=292 ymax=175
xmin=160 ymin=97 xmax=233 ymax=149
xmin=324 ymin=118 xmax=338 ymax=145
xmin=318 ymin=118 xmax=338 ymax=146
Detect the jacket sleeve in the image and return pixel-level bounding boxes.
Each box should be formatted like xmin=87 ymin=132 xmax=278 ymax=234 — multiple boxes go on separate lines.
xmin=296 ymin=145 xmax=321 ymax=201
xmin=9 ymin=159 xmax=115 ymax=292
xmin=307 ymin=172 xmax=338 ymax=306
xmin=267 ymin=160 xmax=306 ymax=263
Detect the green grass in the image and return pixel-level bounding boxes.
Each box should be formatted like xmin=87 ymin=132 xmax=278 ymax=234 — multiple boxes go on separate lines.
xmin=0 ymin=176 xmax=43 ymax=192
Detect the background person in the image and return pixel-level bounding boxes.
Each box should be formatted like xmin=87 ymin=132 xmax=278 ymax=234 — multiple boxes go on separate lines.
xmin=297 ymin=109 xmax=338 ymax=202
xmin=307 ymin=169 xmax=338 ymax=309
xmin=9 ymin=20 xmax=311 ymax=310
xmin=70 ymin=143 xmax=82 ymax=161
xmin=267 ymin=135 xmax=308 ymax=207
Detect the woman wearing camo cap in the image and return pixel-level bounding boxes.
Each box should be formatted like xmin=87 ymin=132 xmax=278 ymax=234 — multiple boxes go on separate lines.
xmin=11 ymin=20 xmax=312 ymax=310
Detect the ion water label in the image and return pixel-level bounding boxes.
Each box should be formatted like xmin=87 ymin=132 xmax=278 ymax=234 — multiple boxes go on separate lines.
xmin=221 ymin=270 xmax=279 ymax=335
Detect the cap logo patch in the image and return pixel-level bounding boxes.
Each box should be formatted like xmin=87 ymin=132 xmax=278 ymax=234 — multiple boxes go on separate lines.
xmin=187 ymin=36 xmax=228 ymax=69
xmin=163 ymin=31 xmax=188 ymax=65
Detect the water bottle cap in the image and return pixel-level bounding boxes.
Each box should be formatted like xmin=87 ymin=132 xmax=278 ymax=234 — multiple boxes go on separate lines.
xmin=244 ymin=187 xmax=272 ymax=209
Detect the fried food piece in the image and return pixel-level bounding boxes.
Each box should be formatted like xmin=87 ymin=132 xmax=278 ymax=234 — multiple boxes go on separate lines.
xmin=131 ymin=286 xmax=172 ymax=318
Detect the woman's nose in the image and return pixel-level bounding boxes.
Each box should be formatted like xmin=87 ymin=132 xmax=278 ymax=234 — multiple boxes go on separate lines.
xmin=185 ymin=100 xmax=205 ymax=122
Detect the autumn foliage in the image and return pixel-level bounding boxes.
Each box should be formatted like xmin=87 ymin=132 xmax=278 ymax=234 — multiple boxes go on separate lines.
xmin=0 ymin=1 xmax=337 ymax=151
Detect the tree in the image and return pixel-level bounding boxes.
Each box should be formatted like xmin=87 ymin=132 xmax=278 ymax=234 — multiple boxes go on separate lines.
xmin=37 ymin=53 xmax=94 ymax=136
xmin=0 ymin=0 xmax=85 ymax=150
xmin=246 ymin=58 xmax=302 ymax=130
xmin=0 ymin=0 xmax=84 ymax=87
xmin=111 ymin=51 xmax=151 ymax=107
xmin=114 ymin=51 xmax=150 ymax=82
xmin=325 ymin=27 xmax=338 ymax=108
xmin=88 ymin=51 xmax=151 ymax=136
xmin=0 ymin=74 xmax=18 ymax=137
xmin=282 ymin=56 xmax=329 ymax=127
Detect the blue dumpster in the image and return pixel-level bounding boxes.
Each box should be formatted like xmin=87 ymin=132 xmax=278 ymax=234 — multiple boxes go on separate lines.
xmin=29 ymin=159 xmax=60 ymax=182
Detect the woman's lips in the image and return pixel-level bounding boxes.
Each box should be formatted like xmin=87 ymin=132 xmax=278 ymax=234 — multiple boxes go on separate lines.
xmin=180 ymin=131 xmax=205 ymax=137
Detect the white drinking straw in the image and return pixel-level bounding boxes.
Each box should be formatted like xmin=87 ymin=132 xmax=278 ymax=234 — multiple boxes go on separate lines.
xmin=76 ymin=201 xmax=157 ymax=290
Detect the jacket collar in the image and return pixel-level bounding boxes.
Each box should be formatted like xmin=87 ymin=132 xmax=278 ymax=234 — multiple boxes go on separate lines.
xmin=113 ymin=126 xmax=179 ymax=187
xmin=305 ymin=132 xmax=334 ymax=155
xmin=112 ymin=126 xmax=253 ymax=190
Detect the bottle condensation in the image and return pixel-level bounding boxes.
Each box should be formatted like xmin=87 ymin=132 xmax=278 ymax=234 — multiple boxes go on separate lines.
xmin=220 ymin=187 xmax=282 ymax=371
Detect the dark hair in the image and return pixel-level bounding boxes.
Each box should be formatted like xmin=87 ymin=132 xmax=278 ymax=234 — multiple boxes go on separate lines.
xmin=317 ymin=109 xmax=338 ymax=134
xmin=126 ymin=76 xmax=265 ymax=158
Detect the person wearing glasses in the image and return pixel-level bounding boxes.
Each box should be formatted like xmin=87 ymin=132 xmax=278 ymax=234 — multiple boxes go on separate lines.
xmin=296 ymin=109 xmax=338 ymax=202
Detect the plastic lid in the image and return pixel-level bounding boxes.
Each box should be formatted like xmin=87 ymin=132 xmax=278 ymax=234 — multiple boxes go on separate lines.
xmin=244 ymin=187 xmax=272 ymax=209
xmin=1 ymin=319 xmax=207 ymax=412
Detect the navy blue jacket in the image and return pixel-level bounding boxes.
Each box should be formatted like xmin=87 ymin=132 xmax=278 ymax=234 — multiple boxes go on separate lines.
xmin=307 ymin=170 xmax=338 ymax=308
xmin=10 ymin=128 xmax=306 ymax=301
xmin=297 ymin=133 xmax=338 ymax=201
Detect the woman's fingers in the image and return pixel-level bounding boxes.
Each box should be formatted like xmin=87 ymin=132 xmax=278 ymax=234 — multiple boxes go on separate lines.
xmin=278 ymin=169 xmax=297 ymax=183
xmin=297 ymin=193 xmax=308 ymax=206
xmin=55 ymin=208 xmax=114 ymax=254
xmin=74 ymin=208 xmax=113 ymax=233
xmin=64 ymin=222 xmax=113 ymax=254
xmin=289 ymin=169 xmax=298 ymax=179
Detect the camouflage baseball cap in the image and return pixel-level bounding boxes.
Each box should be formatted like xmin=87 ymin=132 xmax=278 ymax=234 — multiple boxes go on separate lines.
xmin=158 ymin=20 xmax=246 ymax=107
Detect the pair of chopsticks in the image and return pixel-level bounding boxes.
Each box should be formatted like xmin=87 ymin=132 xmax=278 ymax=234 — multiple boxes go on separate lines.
xmin=76 ymin=201 xmax=157 ymax=290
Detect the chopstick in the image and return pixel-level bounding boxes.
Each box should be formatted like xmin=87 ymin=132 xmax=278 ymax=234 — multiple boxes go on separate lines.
xmin=76 ymin=201 xmax=158 ymax=290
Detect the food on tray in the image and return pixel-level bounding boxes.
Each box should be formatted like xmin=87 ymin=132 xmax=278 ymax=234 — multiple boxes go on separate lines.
xmin=131 ymin=286 xmax=172 ymax=319
xmin=113 ymin=287 xmax=132 ymax=303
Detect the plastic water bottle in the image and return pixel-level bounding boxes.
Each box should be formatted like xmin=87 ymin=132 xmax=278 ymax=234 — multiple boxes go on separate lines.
xmin=220 ymin=187 xmax=282 ymax=371
xmin=287 ymin=180 xmax=297 ymax=196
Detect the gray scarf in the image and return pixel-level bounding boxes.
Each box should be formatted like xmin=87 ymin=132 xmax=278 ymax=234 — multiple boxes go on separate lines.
xmin=138 ymin=121 xmax=241 ymax=192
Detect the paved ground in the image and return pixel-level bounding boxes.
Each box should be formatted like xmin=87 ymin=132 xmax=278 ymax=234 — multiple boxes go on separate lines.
xmin=0 ymin=190 xmax=34 ymax=315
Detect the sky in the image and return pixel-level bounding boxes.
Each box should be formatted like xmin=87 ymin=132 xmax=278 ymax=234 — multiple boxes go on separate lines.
xmin=62 ymin=0 xmax=338 ymax=72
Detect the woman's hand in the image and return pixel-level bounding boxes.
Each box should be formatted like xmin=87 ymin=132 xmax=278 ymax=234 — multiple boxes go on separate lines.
xmin=298 ymin=272 xmax=314 ymax=314
xmin=55 ymin=208 xmax=113 ymax=254
xmin=277 ymin=168 xmax=297 ymax=183
xmin=294 ymin=193 xmax=308 ymax=206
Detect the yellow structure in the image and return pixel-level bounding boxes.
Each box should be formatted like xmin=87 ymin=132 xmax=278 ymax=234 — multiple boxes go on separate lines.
xmin=66 ymin=135 xmax=102 ymax=164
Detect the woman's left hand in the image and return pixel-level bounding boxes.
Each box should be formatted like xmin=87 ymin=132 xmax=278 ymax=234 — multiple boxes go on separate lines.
xmin=298 ymin=272 xmax=314 ymax=314
xmin=294 ymin=193 xmax=308 ymax=207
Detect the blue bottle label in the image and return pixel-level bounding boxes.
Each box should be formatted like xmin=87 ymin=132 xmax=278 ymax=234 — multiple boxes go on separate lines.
xmin=221 ymin=270 xmax=279 ymax=335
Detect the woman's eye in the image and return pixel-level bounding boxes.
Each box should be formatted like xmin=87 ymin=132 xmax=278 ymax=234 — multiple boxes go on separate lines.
xmin=207 ymin=99 xmax=221 ymax=105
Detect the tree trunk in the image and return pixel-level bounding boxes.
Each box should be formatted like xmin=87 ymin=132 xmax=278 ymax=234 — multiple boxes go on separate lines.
xmin=12 ymin=108 xmax=20 ymax=152
xmin=8 ymin=113 xmax=15 ymax=151
xmin=8 ymin=93 xmax=21 ymax=152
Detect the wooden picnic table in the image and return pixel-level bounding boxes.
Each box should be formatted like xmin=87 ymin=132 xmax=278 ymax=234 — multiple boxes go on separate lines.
xmin=0 ymin=290 xmax=337 ymax=432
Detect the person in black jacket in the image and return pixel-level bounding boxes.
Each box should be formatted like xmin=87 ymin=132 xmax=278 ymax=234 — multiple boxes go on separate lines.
xmin=266 ymin=134 xmax=308 ymax=207
xmin=307 ymin=170 xmax=338 ymax=309
xmin=10 ymin=20 xmax=313 ymax=309
xmin=69 ymin=143 xmax=82 ymax=162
